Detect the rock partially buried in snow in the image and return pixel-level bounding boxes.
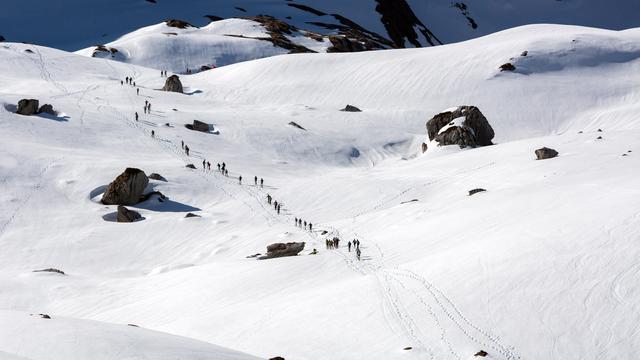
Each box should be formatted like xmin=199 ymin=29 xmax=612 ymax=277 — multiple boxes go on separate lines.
xmin=148 ymin=173 xmax=167 ymax=182
xmin=162 ymin=75 xmax=183 ymax=93
xmin=535 ymin=147 xmax=558 ymax=160
xmin=340 ymin=104 xmax=362 ymax=112
xmin=33 ymin=268 xmax=65 ymax=275
xmin=16 ymin=99 xmax=39 ymax=115
xmin=500 ymin=63 xmax=516 ymax=71
xmin=165 ymin=19 xmax=194 ymax=29
xmin=117 ymin=205 xmax=142 ymax=223
xmin=185 ymin=164 xmax=197 ymax=169
xmin=185 ymin=213 xmax=201 ymax=218
xmin=101 ymin=168 xmax=149 ymax=205
xmin=474 ymin=350 xmax=488 ymax=357
xmin=288 ymin=121 xmax=306 ymax=130
xmin=38 ymin=103 xmax=56 ymax=115
xmin=426 ymin=106 xmax=494 ymax=149
xmin=468 ymin=188 xmax=486 ymax=196
xmin=258 ymin=242 xmax=305 ymax=260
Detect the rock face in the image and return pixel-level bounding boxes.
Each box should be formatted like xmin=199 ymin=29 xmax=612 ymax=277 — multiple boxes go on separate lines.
xmin=162 ymin=75 xmax=183 ymax=93
xmin=375 ymin=0 xmax=442 ymax=47
xmin=101 ymin=168 xmax=149 ymax=205
xmin=535 ymin=147 xmax=558 ymax=160
xmin=341 ymin=104 xmax=362 ymax=112
xmin=185 ymin=120 xmax=210 ymax=132
xmin=38 ymin=104 xmax=55 ymax=115
xmin=16 ymin=99 xmax=39 ymax=115
xmin=426 ymin=106 xmax=494 ymax=149
xmin=117 ymin=205 xmax=142 ymax=223
xmin=165 ymin=19 xmax=194 ymax=29
xmin=258 ymin=242 xmax=305 ymax=260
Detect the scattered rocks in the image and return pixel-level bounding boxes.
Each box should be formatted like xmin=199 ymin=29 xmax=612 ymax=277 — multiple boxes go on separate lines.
xmin=321 ymin=230 xmax=328 ymax=235
xmin=401 ymin=199 xmax=419 ymax=204
xmin=468 ymin=188 xmax=486 ymax=196
xmin=288 ymin=121 xmax=306 ymax=130
xmin=24 ymin=49 xmax=34 ymax=53
xmin=117 ymin=205 xmax=142 ymax=223
xmin=535 ymin=147 xmax=558 ymax=160
xmin=33 ymin=268 xmax=65 ymax=275
xmin=127 ymin=323 xmax=140 ymax=327
xmin=16 ymin=99 xmax=39 ymax=115
xmin=596 ymin=136 xmax=603 ymax=140
xmin=148 ymin=173 xmax=167 ymax=182
xmin=31 ymin=313 xmax=51 ymax=319
xmin=403 ymin=347 xmax=413 ymax=351
xmin=185 ymin=119 xmax=210 ymax=132
xmin=162 ymin=75 xmax=183 ymax=93
xmin=500 ymin=63 xmax=516 ymax=71
xmin=185 ymin=213 xmax=201 ymax=218
xmin=521 ymin=50 xmax=528 ymax=56
xmin=474 ymin=350 xmax=488 ymax=357
xmin=269 ymin=357 xmax=285 ymax=360
xmin=101 ymin=168 xmax=149 ymax=205
xmin=186 ymin=164 xmax=197 ymax=169
xmin=597 ymin=128 xmax=603 ymax=132
xmin=258 ymin=242 xmax=305 ymax=260
xmin=426 ymin=106 xmax=494 ymax=149
xmin=340 ymin=104 xmax=362 ymax=112
xmin=246 ymin=253 xmax=261 ymax=258
xmin=165 ymin=19 xmax=194 ymax=29
xmin=328 ymin=35 xmax=366 ymax=52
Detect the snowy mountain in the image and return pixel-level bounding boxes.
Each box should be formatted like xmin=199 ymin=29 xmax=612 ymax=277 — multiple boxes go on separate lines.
xmin=2 ymin=0 xmax=639 ymax=51
xmin=2 ymin=20 xmax=640 ymax=360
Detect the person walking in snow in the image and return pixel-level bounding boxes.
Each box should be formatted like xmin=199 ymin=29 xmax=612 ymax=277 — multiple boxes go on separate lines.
xmin=267 ymin=194 xmax=271 ymax=204
xmin=135 ymin=112 xmax=138 ymax=121
xmin=303 ymin=221 xmax=307 ymax=229
xmin=217 ymin=163 xmax=221 ymax=171
xmin=277 ymin=204 xmax=281 ymax=215
xmin=254 ymin=176 xmax=258 ymax=185
xmin=202 ymin=160 xmax=206 ymax=169
xmin=133 ymin=81 xmax=136 ymax=87
xmin=181 ymin=140 xmax=184 ymax=149
xmin=151 ymin=130 xmax=155 ymax=138
xmin=348 ymin=241 xmax=352 ymax=252
xmin=274 ymin=201 xmax=278 ymax=210
xmin=309 ymin=223 xmax=312 ymax=232
xmin=239 ymin=175 xmax=242 ymax=184
xmin=225 ymin=169 xmax=229 ymax=177
xmin=121 ymin=80 xmax=124 ymax=85
xmin=125 ymin=77 xmax=129 ymax=84
xmin=260 ymin=178 xmax=264 ymax=188
xmin=356 ymin=248 xmax=361 ymax=261
xmin=185 ymin=145 xmax=190 ymax=156
xmin=136 ymin=88 xmax=140 ymax=96
xmin=295 ymin=217 xmax=298 ymax=225
xmin=207 ymin=161 xmax=211 ymax=170
xmin=147 ymin=103 xmax=151 ymax=112
xmin=221 ymin=162 xmax=226 ymax=172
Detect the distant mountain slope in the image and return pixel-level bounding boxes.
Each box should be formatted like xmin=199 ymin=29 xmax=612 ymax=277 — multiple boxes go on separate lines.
xmin=2 ymin=0 xmax=639 ymax=51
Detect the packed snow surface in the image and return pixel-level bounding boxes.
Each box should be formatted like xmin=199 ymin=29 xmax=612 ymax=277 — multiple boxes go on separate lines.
xmin=1 ymin=24 xmax=640 ymax=359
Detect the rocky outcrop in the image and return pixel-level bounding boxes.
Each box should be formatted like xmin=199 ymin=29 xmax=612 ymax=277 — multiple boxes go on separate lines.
xmin=185 ymin=120 xmax=210 ymax=132
xmin=426 ymin=106 xmax=494 ymax=149
xmin=117 ymin=205 xmax=142 ymax=223
xmin=38 ymin=104 xmax=55 ymax=115
xmin=258 ymin=242 xmax=305 ymax=260
xmin=468 ymin=188 xmax=486 ymax=196
xmin=0 ymin=35 xmax=5 ymax=42
xmin=500 ymin=63 xmax=516 ymax=71
xmin=474 ymin=350 xmax=488 ymax=357
xmin=101 ymin=168 xmax=149 ymax=205
xmin=375 ymin=0 xmax=442 ymax=47
xmin=162 ymin=75 xmax=183 ymax=93
xmin=185 ymin=213 xmax=201 ymax=218
xmin=340 ymin=104 xmax=362 ymax=112
xmin=16 ymin=99 xmax=39 ymax=115
xmin=327 ymin=35 xmax=366 ymax=52
xmin=185 ymin=164 xmax=197 ymax=169
xmin=535 ymin=147 xmax=558 ymax=160
xmin=165 ymin=19 xmax=194 ymax=29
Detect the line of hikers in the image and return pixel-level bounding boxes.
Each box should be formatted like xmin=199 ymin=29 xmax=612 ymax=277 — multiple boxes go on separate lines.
xmin=143 ymin=100 xmax=152 ymax=114
xmin=160 ymin=70 xmax=168 ymax=77
xmin=123 ymin=77 xmax=136 ymax=87
xmin=294 ymin=218 xmax=312 ymax=231
xmin=266 ymin=194 xmax=282 ymax=214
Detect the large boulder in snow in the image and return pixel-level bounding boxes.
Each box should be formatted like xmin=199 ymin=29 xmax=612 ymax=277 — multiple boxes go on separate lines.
xmin=185 ymin=120 xmax=210 ymax=132
xmin=258 ymin=242 xmax=305 ymax=260
xmin=162 ymin=75 xmax=183 ymax=93
xmin=16 ymin=99 xmax=39 ymax=115
xmin=117 ymin=205 xmax=142 ymax=223
xmin=101 ymin=168 xmax=149 ymax=205
xmin=426 ymin=106 xmax=494 ymax=149
xmin=535 ymin=147 xmax=558 ymax=160
xmin=38 ymin=104 xmax=56 ymax=115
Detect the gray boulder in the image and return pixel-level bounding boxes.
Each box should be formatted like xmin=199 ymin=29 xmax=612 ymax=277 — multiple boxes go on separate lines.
xmin=38 ymin=104 xmax=55 ymax=115
xmin=101 ymin=168 xmax=149 ymax=205
xmin=426 ymin=106 xmax=494 ymax=149
xmin=117 ymin=205 xmax=142 ymax=223
xmin=340 ymin=104 xmax=362 ymax=112
xmin=535 ymin=147 xmax=558 ymax=160
xmin=148 ymin=173 xmax=167 ymax=182
xmin=162 ymin=75 xmax=183 ymax=93
xmin=185 ymin=120 xmax=210 ymax=132
xmin=16 ymin=99 xmax=39 ymax=115
xmin=185 ymin=164 xmax=197 ymax=169
xmin=258 ymin=242 xmax=305 ymax=260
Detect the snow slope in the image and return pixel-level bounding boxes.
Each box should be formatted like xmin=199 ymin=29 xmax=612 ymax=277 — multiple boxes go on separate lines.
xmin=1 ymin=24 xmax=640 ymax=360
xmin=0 ymin=311 xmax=260 ymax=360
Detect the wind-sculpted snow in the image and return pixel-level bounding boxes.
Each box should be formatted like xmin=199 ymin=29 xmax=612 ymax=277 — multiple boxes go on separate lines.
xmin=1 ymin=24 xmax=640 ymax=360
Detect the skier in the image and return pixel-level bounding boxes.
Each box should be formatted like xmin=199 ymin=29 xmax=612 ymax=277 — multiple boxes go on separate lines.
xmin=239 ymin=175 xmax=242 ymax=184
xmin=348 ymin=241 xmax=352 ymax=252
xmin=135 ymin=112 xmax=138 ymax=121
xmin=254 ymin=176 xmax=258 ymax=185
xmin=260 ymin=178 xmax=264 ymax=188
